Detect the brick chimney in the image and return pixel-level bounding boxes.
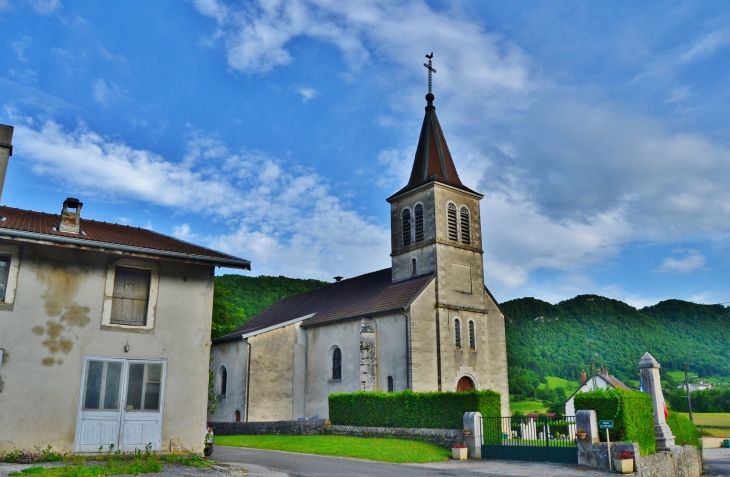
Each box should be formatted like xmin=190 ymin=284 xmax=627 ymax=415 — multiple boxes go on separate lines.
xmin=603 ymin=368 xmax=608 ymax=375
xmin=59 ymin=198 xmax=83 ymax=233
xmin=0 ymin=124 xmax=14 ymax=202
xmin=580 ymin=370 xmax=587 ymax=386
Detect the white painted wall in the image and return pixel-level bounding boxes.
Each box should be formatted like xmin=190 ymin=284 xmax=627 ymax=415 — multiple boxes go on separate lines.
xmin=564 ymin=376 xmax=611 ymax=416
xmin=208 ymin=340 xmax=248 ymax=423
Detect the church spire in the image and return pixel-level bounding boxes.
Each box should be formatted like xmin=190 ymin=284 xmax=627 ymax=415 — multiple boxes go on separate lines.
xmin=389 ymin=53 xmax=477 ymax=199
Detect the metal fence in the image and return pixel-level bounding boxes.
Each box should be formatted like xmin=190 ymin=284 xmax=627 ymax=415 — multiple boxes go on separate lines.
xmin=481 ymin=415 xmax=578 ymax=463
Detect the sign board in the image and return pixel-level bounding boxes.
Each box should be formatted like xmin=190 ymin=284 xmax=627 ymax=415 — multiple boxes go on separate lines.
xmin=599 ymin=420 xmax=614 ymax=429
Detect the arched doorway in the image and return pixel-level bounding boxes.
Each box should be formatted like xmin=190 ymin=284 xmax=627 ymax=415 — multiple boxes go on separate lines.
xmin=457 ymin=376 xmax=474 ymax=391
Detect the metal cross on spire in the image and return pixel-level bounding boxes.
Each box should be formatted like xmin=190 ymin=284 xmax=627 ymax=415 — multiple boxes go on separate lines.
xmin=423 ymin=52 xmax=436 ymax=95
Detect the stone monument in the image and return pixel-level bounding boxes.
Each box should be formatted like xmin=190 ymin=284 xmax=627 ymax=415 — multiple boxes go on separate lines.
xmin=639 ymin=352 xmax=675 ymax=451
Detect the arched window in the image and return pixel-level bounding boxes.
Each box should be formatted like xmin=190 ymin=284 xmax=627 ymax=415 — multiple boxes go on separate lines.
xmin=402 ymin=209 xmax=412 ymax=246
xmin=387 ymin=376 xmax=394 ymax=393
xmin=468 ymin=321 xmax=476 ymax=349
xmin=447 ymin=203 xmax=458 ymax=241
xmin=460 ymin=207 xmax=471 ymax=244
xmin=332 ymin=347 xmax=342 ymax=380
xmin=414 ymin=204 xmax=424 ymax=242
xmin=218 ymin=366 xmax=228 ymax=397
xmin=411 ymin=258 xmax=417 ymax=276
xmin=454 ymin=318 xmax=462 ymax=348
xmin=235 ymin=410 xmax=241 ymax=422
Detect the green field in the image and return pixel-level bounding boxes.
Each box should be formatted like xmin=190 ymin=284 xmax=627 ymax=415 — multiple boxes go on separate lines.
xmin=538 ymin=376 xmax=580 ymax=393
xmin=679 ymin=412 xmax=730 ymax=437
xmin=510 ymin=400 xmax=547 ymax=414
xmin=666 ymin=371 xmax=727 ymax=386
xmin=215 ymin=435 xmax=450 ymax=463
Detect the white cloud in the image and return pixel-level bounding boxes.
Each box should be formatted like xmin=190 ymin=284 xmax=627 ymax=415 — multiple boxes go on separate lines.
xmin=677 ymin=30 xmax=730 ymax=65
xmin=296 ymin=87 xmax=317 ymax=102
xmin=11 ymin=35 xmax=32 ymax=62
xmin=14 ymin=118 xmax=390 ymax=280
xmin=27 ymin=0 xmax=60 ymax=14
xmin=92 ymin=79 xmax=126 ymax=106
xmin=656 ymin=249 xmax=708 ymax=274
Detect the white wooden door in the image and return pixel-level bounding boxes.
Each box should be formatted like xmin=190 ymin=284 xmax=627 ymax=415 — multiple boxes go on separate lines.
xmin=119 ymin=361 xmax=166 ymax=452
xmin=75 ymin=357 xmax=166 ymax=453
xmin=74 ymin=358 xmax=125 ymax=452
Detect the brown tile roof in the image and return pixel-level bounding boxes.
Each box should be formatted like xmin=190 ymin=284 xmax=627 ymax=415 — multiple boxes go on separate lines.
xmin=0 ymin=205 xmax=250 ymax=269
xmin=214 ymin=268 xmax=434 ymax=342
xmin=596 ymin=373 xmax=632 ymax=391
xmin=388 ymin=96 xmax=480 ymax=200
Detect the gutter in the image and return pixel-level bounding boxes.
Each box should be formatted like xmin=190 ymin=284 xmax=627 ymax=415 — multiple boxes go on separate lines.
xmin=0 ymin=228 xmax=250 ymax=270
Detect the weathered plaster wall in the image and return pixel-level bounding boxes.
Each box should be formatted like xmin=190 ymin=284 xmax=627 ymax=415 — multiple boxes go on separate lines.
xmin=0 ymin=242 xmax=214 ymax=453
xmin=246 ymin=324 xmax=296 ymax=421
xmin=374 ymin=314 xmax=408 ymax=393
xmin=208 ymin=340 xmax=248 ymax=423
xmin=408 ymin=279 xmax=438 ymax=392
xmin=390 ymin=186 xmax=437 ymax=283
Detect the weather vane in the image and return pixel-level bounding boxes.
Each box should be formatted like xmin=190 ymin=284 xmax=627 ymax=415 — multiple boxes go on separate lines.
xmin=423 ymin=53 xmax=436 ymax=95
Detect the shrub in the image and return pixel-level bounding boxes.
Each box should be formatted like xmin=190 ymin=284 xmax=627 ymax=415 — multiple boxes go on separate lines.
xmin=667 ymin=387 xmax=730 ymax=413
xmin=574 ymin=388 xmax=655 ymax=456
xmin=666 ymin=411 xmax=700 ymax=448
xmin=328 ymin=389 xmax=501 ymax=430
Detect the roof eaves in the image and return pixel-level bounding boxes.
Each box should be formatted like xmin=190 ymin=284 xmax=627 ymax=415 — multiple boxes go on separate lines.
xmin=0 ymin=228 xmax=251 ymax=269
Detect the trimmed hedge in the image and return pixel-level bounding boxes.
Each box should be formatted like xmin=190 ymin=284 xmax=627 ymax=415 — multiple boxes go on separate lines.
xmin=666 ymin=411 xmax=700 ymax=448
xmin=574 ymin=388 xmax=656 ymax=456
xmin=329 ymin=390 xmax=501 ymax=429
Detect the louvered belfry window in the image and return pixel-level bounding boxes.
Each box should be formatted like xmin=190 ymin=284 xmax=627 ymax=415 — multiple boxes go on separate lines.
xmin=454 ymin=318 xmax=462 ymax=348
xmin=402 ymin=209 xmax=412 ymax=246
xmin=111 ymin=267 xmax=151 ymax=326
xmin=460 ymin=207 xmax=471 ymax=245
xmin=447 ymin=204 xmax=458 ymax=241
xmin=469 ymin=321 xmax=476 ymax=349
xmin=414 ymin=204 xmax=424 ymax=242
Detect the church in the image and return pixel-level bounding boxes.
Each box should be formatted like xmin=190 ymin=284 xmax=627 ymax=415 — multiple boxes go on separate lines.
xmin=209 ymin=81 xmax=510 ymax=423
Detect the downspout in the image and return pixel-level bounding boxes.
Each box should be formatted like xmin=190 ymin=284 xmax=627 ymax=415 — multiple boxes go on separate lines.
xmin=244 ymin=338 xmax=252 ymax=422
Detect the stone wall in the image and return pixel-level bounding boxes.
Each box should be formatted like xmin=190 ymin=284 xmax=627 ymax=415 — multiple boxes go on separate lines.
xmin=325 ymin=425 xmax=463 ymax=449
xmin=208 ymin=420 xmax=463 ymax=449
xmin=582 ymin=442 xmax=701 ymax=477
xmin=208 ymin=420 xmax=327 ymax=436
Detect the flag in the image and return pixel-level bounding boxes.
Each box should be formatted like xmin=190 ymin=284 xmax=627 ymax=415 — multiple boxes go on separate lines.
xmin=663 ymin=400 xmax=669 ymax=419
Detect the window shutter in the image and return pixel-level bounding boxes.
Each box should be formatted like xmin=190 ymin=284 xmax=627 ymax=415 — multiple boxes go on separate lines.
xmin=447 ymin=204 xmax=458 ymax=241
xmin=111 ymin=267 xmax=151 ymax=326
xmin=414 ymin=204 xmax=424 ymax=242
xmin=460 ymin=207 xmax=471 ymax=244
xmin=402 ymin=209 xmax=412 ymax=246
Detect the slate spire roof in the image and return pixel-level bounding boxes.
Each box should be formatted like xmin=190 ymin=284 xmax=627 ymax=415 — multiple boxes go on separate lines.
xmin=389 ymin=93 xmax=480 ymax=199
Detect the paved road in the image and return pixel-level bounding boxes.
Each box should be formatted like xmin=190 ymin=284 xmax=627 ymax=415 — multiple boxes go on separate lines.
xmin=704 ymin=448 xmax=730 ymax=476
xmin=213 ymin=445 xmax=614 ymax=477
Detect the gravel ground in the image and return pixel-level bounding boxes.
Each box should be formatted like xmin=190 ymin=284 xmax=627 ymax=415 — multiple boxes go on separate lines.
xmin=0 ymin=462 xmax=249 ymax=477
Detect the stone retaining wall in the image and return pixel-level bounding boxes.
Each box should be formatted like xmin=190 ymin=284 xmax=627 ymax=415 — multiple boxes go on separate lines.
xmin=325 ymin=425 xmax=462 ymax=449
xmin=583 ymin=442 xmax=701 ymax=477
xmin=207 ymin=421 xmax=463 ymax=449
xmin=208 ymin=420 xmax=327 ymax=436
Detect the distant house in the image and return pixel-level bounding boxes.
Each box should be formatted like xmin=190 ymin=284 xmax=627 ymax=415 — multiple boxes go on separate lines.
xmin=564 ymin=369 xmax=632 ymax=416
xmin=677 ymin=382 xmax=713 ymax=393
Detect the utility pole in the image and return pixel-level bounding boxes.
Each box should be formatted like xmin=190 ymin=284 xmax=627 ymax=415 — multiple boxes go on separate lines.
xmin=587 ymin=330 xmax=597 ymax=390
xmin=684 ymin=362 xmax=694 ymax=423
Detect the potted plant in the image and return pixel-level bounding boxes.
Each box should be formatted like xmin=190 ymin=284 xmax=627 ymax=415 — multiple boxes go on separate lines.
xmin=614 ymin=449 xmax=634 ymax=474
xmin=462 ymin=428 xmax=472 ymax=437
xmin=452 ymin=442 xmax=468 ymax=460
xmin=576 ymin=428 xmax=587 ymax=439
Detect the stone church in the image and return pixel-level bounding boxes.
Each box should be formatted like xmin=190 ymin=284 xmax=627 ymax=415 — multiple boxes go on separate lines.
xmin=209 ymin=89 xmax=509 ymax=423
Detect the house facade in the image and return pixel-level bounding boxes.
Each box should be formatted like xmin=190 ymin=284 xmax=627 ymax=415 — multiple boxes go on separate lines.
xmin=564 ymin=370 xmax=632 ymax=416
xmin=209 ymin=91 xmax=510 ymax=423
xmin=0 ymin=196 xmax=249 ymax=453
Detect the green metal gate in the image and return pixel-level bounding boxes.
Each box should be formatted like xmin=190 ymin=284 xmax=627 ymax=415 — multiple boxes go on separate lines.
xmin=481 ymin=415 xmax=578 ymax=464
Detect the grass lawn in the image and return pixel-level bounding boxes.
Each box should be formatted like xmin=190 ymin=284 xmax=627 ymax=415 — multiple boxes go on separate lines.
xmin=538 ymin=376 xmax=580 ymax=394
xmin=679 ymin=412 xmax=730 ymax=436
xmin=215 ymin=435 xmax=450 ymax=463
xmin=510 ymin=400 xmax=547 ymax=414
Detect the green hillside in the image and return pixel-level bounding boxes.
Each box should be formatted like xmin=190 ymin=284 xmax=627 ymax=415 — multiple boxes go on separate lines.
xmin=211 ymin=275 xmax=328 ymax=338
xmin=502 ymin=295 xmax=730 ymax=394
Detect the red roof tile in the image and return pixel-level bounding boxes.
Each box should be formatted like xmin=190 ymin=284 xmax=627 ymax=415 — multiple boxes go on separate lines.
xmin=215 ymin=268 xmax=433 ymax=342
xmin=0 ymin=205 xmax=249 ymax=268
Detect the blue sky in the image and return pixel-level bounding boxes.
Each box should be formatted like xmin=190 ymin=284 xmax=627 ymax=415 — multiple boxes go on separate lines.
xmin=1 ymin=0 xmax=729 ymax=308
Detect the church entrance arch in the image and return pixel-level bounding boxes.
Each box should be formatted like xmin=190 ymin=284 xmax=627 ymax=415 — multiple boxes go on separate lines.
xmin=456 ymin=376 xmax=474 ymax=391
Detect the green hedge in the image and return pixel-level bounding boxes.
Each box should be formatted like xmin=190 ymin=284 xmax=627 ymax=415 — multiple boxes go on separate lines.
xmin=574 ymin=388 xmax=656 ymax=456
xmin=329 ymin=390 xmax=501 ymax=429
xmin=666 ymin=411 xmax=700 ymax=448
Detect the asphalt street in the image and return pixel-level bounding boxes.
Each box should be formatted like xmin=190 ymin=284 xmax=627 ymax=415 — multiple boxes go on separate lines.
xmin=704 ymin=448 xmax=730 ymax=476
xmin=213 ymin=445 xmax=614 ymax=477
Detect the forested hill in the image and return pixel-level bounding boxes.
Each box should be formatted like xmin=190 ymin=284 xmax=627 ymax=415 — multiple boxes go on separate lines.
xmin=212 ymin=275 xmax=328 ymax=338
xmin=502 ymin=295 xmax=730 ymax=384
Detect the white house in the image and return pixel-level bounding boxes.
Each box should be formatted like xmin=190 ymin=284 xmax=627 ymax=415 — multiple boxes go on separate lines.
xmin=0 ymin=125 xmax=250 ymax=454
xmin=564 ymin=369 xmax=632 ymax=416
